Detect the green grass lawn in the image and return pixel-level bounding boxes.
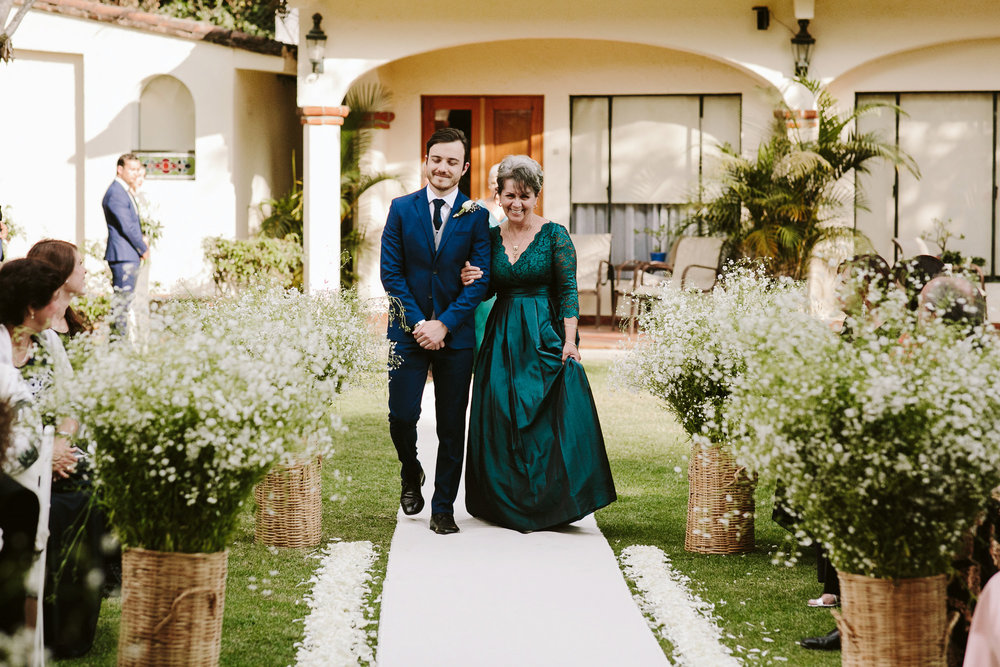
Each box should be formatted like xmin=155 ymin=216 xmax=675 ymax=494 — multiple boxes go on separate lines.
xmin=58 ymin=360 xmax=839 ymax=666
xmin=56 ymin=383 xmax=400 ymax=667
xmin=586 ymin=358 xmax=840 ymax=667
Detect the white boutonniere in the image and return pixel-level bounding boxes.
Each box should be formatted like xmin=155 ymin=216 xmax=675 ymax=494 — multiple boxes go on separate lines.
xmin=453 ymin=200 xmax=480 ymax=218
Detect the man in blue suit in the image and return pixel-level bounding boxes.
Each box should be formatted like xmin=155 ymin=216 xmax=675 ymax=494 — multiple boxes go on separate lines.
xmin=380 ymin=128 xmax=492 ymax=535
xmin=102 ymin=153 xmax=149 ymax=335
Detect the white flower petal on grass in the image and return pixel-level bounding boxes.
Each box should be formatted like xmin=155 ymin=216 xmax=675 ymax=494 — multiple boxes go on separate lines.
xmin=295 ymin=540 xmax=377 ymax=667
xmin=621 ymin=545 xmax=740 ymax=667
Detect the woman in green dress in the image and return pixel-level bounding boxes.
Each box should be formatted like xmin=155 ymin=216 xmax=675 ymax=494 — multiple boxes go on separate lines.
xmin=464 ymin=155 xmax=616 ymax=532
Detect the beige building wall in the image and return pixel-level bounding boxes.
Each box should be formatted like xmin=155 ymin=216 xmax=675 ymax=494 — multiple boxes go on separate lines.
xmin=294 ymin=0 xmax=1000 ymax=307
xmin=234 ymin=70 xmax=302 ymax=238
xmin=352 ymin=39 xmax=777 ymax=299
xmin=0 ymin=9 xmax=295 ymax=292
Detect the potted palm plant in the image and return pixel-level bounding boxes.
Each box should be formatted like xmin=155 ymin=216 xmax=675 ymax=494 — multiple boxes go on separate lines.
xmin=692 ymin=81 xmax=917 ymax=280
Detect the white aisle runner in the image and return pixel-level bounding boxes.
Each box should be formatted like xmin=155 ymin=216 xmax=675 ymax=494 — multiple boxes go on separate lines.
xmin=376 ymin=383 xmax=669 ymax=667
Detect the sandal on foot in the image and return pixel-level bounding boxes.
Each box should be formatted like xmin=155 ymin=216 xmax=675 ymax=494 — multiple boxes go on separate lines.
xmin=807 ymin=594 xmax=839 ymax=608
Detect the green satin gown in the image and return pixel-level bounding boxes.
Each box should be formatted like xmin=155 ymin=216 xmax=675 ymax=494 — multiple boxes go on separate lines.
xmin=465 ymin=222 xmax=617 ymax=531
xmin=473 ymin=207 xmax=503 ymax=359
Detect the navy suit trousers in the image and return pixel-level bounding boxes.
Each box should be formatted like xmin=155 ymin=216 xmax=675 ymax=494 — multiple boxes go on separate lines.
xmin=108 ymin=261 xmax=139 ymax=336
xmin=388 ymin=339 xmax=473 ymax=515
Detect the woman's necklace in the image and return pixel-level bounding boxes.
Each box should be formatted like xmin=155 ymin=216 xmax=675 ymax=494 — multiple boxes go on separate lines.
xmin=508 ymin=221 xmax=536 ymax=261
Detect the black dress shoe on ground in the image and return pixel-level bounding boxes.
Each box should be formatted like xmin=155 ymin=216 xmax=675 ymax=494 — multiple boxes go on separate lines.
xmin=800 ymin=629 xmax=841 ymax=651
xmin=400 ymin=470 xmax=425 ymax=515
xmin=429 ymin=513 xmax=459 ymax=535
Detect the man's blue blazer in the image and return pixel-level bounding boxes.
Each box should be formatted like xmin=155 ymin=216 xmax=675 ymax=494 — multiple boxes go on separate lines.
xmin=380 ymin=188 xmax=492 ymax=350
xmin=103 ymin=180 xmax=147 ymax=263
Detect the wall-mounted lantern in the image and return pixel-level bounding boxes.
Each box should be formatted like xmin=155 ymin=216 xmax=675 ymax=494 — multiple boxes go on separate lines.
xmin=305 ymin=13 xmax=327 ymax=74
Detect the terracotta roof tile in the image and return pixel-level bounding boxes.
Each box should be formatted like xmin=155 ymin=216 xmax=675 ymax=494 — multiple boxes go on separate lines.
xmin=28 ymin=0 xmax=297 ymax=58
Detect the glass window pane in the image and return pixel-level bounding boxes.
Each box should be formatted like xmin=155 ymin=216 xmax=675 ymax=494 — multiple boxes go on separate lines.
xmin=855 ymin=94 xmax=898 ymax=262
xmin=700 ymin=95 xmax=742 ymax=196
xmin=897 ymin=93 xmax=993 ymax=272
xmin=611 ymin=96 xmax=700 ymax=204
xmin=571 ymin=98 xmax=610 ymax=204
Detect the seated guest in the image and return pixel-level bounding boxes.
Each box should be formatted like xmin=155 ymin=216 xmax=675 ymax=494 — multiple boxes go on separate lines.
xmin=893 ymin=254 xmax=945 ymax=311
xmin=0 ymin=397 xmax=40 ymax=635
xmin=965 ymin=573 xmax=1000 ymax=667
xmin=919 ymin=275 xmax=987 ymax=331
xmin=0 ymin=258 xmax=104 ymax=658
xmin=27 ymin=239 xmax=90 ymax=336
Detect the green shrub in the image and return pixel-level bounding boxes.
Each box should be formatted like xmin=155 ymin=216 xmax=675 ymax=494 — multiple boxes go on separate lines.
xmin=202 ymin=235 xmax=303 ymax=294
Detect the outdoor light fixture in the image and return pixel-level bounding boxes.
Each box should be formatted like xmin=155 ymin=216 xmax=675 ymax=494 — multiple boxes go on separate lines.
xmin=752 ymin=6 xmax=770 ymax=31
xmin=305 ymin=13 xmax=327 ymax=74
xmin=791 ymin=19 xmax=815 ymax=77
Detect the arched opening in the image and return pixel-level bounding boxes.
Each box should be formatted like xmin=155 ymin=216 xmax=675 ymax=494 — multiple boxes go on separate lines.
xmin=138 ymin=75 xmax=195 ymax=178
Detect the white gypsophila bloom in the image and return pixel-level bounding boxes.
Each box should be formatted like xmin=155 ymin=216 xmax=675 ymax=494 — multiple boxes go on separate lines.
xmin=295 ymin=540 xmax=378 ymax=667
xmin=46 ymin=285 xmax=375 ymax=551
xmin=615 ymin=262 xmax=806 ymax=444
xmin=728 ymin=283 xmax=1000 ymax=578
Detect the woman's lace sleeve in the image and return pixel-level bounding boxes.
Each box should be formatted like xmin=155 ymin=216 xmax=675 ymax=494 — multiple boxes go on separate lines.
xmin=551 ymin=224 xmax=580 ymax=319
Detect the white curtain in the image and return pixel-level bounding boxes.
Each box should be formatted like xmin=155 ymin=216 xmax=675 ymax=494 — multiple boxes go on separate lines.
xmin=570 ymin=98 xmax=609 ymax=204
xmin=897 ymin=93 xmax=994 ymax=273
xmin=570 ymin=94 xmax=741 ymax=265
xmin=857 ymin=92 xmax=996 ymax=273
xmin=611 ymin=97 xmax=700 ymax=204
xmin=571 ymin=204 xmax=606 ymax=235
xmin=855 ymin=95 xmax=898 ymax=262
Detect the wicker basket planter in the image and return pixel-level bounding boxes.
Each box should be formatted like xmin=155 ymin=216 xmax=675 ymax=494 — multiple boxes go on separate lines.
xmin=254 ymin=456 xmax=322 ymax=548
xmin=684 ymin=442 xmax=755 ymax=554
xmin=832 ymin=572 xmax=952 ymax=666
xmin=118 ymin=548 xmax=228 ymax=666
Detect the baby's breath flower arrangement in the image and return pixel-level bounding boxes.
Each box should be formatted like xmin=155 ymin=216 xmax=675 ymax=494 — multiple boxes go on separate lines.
xmin=177 ymin=286 xmax=383 ymax=392
xmin=619 ymin=262 xmax=800 ymax=444
xmin=728 ymin=288 xmax=1000 ymax=578
xmin=618 ymin=263 xmax=802 ymax=553
xmin=51 ymin=286 xmax=380 ymax=554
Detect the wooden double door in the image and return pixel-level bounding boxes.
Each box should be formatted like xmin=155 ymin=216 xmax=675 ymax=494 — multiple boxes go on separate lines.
xmin=421 ymin=95 xmax=544 ymax=211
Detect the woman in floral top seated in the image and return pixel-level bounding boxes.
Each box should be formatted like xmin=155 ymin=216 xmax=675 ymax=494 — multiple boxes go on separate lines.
xmin=0 ymin=258 xmax=105 ymax=659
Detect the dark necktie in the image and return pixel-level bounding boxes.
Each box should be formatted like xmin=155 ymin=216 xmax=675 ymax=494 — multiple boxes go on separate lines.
xmin=432 ymin=198 xmax=445 ymax=231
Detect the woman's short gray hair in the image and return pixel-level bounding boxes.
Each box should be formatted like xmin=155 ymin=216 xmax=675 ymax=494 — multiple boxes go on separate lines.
xmin=496 ymin=155 xmax=543 ymax=196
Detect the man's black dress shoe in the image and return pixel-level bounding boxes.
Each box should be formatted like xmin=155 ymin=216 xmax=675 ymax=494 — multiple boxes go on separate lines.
xmin=400 ymin=470 xmax=425 ymax=515
xmin=429 ymin=513 xmax=459 ymax=535
xmin=800 ymin=629 xmax=840 ymax=651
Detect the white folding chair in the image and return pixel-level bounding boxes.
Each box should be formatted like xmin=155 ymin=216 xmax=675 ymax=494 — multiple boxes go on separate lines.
xmin=11 ymin=425 xmax=53 ymax=666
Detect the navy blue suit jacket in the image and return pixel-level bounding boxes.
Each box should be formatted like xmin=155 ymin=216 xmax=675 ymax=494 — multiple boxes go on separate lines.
xmin=102 ymin=180 xmax=147 ymax=263
xmin=380 ymin=188 xmax=491 ymax=349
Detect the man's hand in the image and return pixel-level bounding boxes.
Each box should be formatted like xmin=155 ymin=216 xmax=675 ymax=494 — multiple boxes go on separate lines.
xmin=460 ymin=261 xmax=483 ymax=286
xmin=141 ymin=249 xmax=150 ymax=261
xmin=413 ymin=320 xmax=448 ymax=350
xmin=0 ymin=219 xmax=9 ymax=241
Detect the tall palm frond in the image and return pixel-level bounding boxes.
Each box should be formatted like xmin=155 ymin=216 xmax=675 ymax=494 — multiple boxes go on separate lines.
xmin=692 ymin=79 xmax=917 ymax=279
xmin=340 ymin=82 xmax=400 ymax=287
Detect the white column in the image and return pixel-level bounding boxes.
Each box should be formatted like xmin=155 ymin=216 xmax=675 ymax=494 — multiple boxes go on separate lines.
xmin=301 ymin=105 xmax=348 ymax=292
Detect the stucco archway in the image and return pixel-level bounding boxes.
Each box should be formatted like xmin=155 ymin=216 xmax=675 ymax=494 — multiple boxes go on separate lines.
xmin=300 ymin=37 xmax=786 ymax=293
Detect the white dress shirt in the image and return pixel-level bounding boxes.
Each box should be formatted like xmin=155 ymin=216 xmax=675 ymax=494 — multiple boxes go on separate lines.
xmin=427 ymin=186 xmax=459 ymax=250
